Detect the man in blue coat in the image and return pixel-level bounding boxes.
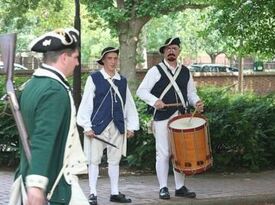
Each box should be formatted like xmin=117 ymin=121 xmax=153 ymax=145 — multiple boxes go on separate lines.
xmin=77 ymin=47 xmax=139 ymax=205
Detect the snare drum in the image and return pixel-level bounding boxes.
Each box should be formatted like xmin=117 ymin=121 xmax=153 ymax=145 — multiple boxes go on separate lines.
xmin=168 ymin=114 xmax=212 ymax=175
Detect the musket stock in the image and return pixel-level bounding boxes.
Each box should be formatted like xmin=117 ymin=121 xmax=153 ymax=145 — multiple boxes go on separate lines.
xmin=0 ymin=33 xmax=31 ymax=163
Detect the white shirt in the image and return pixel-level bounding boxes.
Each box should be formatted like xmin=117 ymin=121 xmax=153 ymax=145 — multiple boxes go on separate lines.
xmin=136 ymin=59 xmax=200 ymax=107
xmin=77 ymin=68 xmax=139 ymax=132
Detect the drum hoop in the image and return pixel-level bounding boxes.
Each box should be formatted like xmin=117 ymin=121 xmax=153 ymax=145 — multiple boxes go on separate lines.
xmin=168 ymin=113 xmax=207 ymax=132
xmin=169 ymin=124 xmax=205 ymax=133
xmin=174 ymin=160 xmax=213 ymax=176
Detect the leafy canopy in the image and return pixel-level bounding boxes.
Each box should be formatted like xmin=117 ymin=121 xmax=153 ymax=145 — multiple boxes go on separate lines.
xmin=209 ymin=0 xmax=275 ymax=56
xmin=82 ymin=0 xmax=210 ymax=32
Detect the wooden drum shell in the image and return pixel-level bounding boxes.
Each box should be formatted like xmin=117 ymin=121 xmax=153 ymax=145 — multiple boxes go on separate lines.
xmin=168 ymin=114 xmax=213 ymax=175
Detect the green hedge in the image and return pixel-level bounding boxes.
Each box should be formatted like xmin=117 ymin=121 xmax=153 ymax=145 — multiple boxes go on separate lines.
xmin=0 ymin=76 xmax=30 ymax=166
xmin=199 ymin=87 xmax=275 ymax=171
xmin=1 ymin=75 xmax=275 ymax=172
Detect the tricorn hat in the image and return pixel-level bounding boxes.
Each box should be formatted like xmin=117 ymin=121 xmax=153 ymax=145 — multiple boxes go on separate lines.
xmin=29 ymin=28 xmax=79 ymax=53
xmin=96 ymin=47 xmax=119 ymax=65
xmin=159 ymin=37 xmax=181 ymax=54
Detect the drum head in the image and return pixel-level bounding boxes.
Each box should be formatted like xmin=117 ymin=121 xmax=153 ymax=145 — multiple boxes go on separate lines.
xmin=169 ymin=117 xmax=206 ymax=130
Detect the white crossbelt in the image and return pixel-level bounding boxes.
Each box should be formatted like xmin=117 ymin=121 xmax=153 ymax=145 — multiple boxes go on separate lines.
xmin=106 ymin=78 xmax=127 ymax=156
xmin=158 ymin=62 xmax=187 ymax=109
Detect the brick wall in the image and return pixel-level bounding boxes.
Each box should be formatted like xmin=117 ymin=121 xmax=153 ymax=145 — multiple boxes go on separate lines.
xmin=2 ymin=67 xmax=274 ymax=95
xmin=136 ymin=70 xmax=275 ymax=95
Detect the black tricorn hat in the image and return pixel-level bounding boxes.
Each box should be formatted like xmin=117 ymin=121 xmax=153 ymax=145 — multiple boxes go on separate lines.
xmin=96 ymin=47 xmax=119 ymax=65
xmin=159 ymin=37 xmax=181 ymax=54
xmin=29 ymin=28 xmax=79 ymax=53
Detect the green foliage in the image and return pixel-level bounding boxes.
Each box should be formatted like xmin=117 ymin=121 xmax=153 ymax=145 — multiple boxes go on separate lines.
xmin=143 ymin=8 xmax=233 ymax=63
xmin=200 ymin=86 xmax=275 ymax=171
xmin=209 ymin=0 xmax=275 ymax=57
xmin=83 ymin=0 xmax=210 ymax=32
xmin=0 ymin=0 xmax=63 ymax=31
xmin=125 ymin=97 xmax=156 ymax=170
xmin=0 ymin=76 xmax=31 ymax=167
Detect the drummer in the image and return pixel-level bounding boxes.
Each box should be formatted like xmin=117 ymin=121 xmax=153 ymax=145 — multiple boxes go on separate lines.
xmin=136 ymin=37 xmax=204 ymax=200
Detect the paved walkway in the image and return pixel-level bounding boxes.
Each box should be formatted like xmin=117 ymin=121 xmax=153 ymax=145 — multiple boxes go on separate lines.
xmin=1 ymin=169 xmax=275 ymax=205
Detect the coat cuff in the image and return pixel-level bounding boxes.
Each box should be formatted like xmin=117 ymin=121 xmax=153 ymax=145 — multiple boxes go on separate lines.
xmin=26 ymin=175 xmax=49 ymax=191
xmin=84 ymin=127 xmax=92 ymax=132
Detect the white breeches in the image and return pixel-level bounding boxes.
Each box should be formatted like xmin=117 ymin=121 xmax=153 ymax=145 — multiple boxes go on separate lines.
xmin=86 ymin=121 xmax=123 ymax=196
xmin=153 ymin=112 xmax=185 ymax=189
xmin=85 ymin=121 xmax=123 ymax=166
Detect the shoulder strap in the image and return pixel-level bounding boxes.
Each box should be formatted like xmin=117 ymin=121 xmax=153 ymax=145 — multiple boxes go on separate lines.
xmin=151 ymin=65 xmax=173 ymax=117
xmin=106 ymin=78 xmax=127 ymax=156
xmin=106 ymin=78 xmax=125 ymax=114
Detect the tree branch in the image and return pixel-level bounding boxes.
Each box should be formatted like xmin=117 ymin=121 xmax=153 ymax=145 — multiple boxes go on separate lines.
xmin=116 ymin=0 xmax=124 ymax=9
xmin=159 ymin=3 xmax=210 ymax=15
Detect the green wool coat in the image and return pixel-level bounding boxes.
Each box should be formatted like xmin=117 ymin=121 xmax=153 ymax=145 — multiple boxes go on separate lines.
xmin=17 ymin=76 xmax=72 ymax=204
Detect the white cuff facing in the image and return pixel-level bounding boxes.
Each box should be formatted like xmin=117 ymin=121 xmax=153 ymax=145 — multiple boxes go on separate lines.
xmin=84 ymin=127 xmax=92 ymax=132
xmin=26 ymin=175 xmax=49 ymax=191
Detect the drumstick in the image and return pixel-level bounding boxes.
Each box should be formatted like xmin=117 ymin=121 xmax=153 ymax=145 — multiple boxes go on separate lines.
xmin=164 ymin=103 xmax=183 ymax=107
xmin=188 ymin=107 xmax=198 ymax=124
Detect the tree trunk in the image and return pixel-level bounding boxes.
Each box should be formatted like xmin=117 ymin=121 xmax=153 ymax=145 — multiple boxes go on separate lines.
xmin=238 ymin=56 xmax=244 ymax=94
xmin=210 ymin=54 xmax=216 ymax=64
xmin=118 ymin=17 xmax=150 ymax=91
xmin=119 ymin=33 xmax=138 ymax=90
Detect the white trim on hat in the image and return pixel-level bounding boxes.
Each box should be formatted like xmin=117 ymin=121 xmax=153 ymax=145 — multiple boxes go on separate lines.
xmin=164 ymin=37 xmax=178 ymax=47
xmin=28 ymin=28 xmax=79 ymax=51
xmin=96 ymin=48 xmax=119 ymax=65
xmin=64 ymin=28 xmax=79 ymax=44
xmin=99 ymin=48 xmax=119 ymax=60
xmin=159 ymin=37 xmax=180 ymax=54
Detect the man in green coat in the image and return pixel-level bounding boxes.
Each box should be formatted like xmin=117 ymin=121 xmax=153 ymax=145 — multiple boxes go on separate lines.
xmin=13 ymin=28 xmax=88 ymax=205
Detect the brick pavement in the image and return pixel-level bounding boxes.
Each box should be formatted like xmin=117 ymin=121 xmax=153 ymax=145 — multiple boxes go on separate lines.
xmin=1 ymin=169 xmax=275 ymax=205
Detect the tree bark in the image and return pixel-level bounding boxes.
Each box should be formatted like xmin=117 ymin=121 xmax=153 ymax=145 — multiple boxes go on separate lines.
xmin=210 ymin=54 xmax=216 ymax=64
xmin=238 ymin=56 xmax=244 ymax=94
xmin=118 ymin=17 xmax=150 ymax=91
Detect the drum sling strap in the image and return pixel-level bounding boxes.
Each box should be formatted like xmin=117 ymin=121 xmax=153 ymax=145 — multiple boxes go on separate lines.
xmin=154 ymin=62 xmax=187 ymax=117
xmin=148 ymin=63 xmax=186 ymax=134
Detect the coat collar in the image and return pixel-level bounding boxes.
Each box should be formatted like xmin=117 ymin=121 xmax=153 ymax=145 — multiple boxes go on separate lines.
xmin=33 ymin=63 xmax=70 ymax=90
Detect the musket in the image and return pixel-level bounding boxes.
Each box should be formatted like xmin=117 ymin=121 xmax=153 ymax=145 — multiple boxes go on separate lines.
xmin=0 ymin=33 xmax=31 ymax=163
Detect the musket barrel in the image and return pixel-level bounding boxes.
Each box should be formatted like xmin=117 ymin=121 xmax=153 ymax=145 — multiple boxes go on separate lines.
xmin=0 ymin=33 xmax=31 ymax=163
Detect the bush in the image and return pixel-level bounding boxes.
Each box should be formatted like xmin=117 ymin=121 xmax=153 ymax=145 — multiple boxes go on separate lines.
xmin=125 ymin=97 xmax=156 ymax=171
xmin=0 ymin=76 xmax=30 ymax=167
xmin=199 ymin=86 xmax=275 ymax=171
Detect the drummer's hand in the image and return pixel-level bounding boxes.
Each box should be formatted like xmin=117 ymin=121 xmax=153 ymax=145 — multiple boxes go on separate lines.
xmin=84 ymin=129 xmax=96 ymax=138
xmin=127 ymin=130 xmax=135 ymax=138
xmin=26 ymin=187 xmax=45 ymax=205
xmin=154 ymin=99 xmax=165 ymax=110
xmin=195 ymin=100 xmax=204 ymax=113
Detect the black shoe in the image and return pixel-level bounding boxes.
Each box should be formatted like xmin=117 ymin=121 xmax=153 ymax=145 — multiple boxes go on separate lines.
xmin=159 ymin=187 xmax=170 ymax=200
xmin=110 ymin=192 xmax=132 ymax=203
xmin=88 ymin=194 xmax=97 ymax=205
xmin=175 ymin=186 xmax=196 ymax=198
